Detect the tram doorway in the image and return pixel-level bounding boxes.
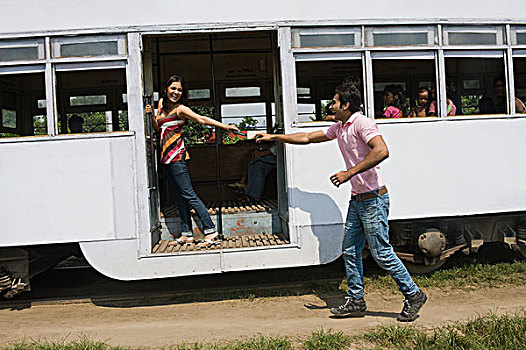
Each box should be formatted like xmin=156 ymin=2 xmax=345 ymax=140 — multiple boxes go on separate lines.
xmin=142 ymin=31 xmax=289 ymax=253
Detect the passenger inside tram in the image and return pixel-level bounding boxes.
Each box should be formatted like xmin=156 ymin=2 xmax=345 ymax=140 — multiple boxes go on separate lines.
xmin=228 ymin=142 xmax=277 ymax=200
xmin=382 ymin=84 xmax=407 ymax=118
xmin=68 ymin=114 xmax=84 ymax=133
xmin=493 ymin=77 xmax=526 ymax=113
xmin=409 ymin=88 xmax=431 ymax=118
xmin=428 ymin=81 xmax=457 ymax=116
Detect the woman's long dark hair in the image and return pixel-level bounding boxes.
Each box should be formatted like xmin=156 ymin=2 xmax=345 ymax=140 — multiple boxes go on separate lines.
xmin=384 ymin=84 xmax=408 ymax=117
xmin=161 ymin=75 xmax=188 ymax=110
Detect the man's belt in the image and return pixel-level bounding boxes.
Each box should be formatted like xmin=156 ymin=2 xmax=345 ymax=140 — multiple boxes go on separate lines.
xmin=351 ymin=186 xmax=388 ymax=202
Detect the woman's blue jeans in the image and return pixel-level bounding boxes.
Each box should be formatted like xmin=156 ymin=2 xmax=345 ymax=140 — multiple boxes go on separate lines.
xmin=343 ymin=191 xmax=419 ymax=299
xmin=164 ymin=161 xmax=216 ymax=237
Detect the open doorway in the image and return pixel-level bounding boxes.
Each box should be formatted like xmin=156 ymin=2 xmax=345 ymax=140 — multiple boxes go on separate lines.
xmin=143 ymin=31 xmax=289 ymax=253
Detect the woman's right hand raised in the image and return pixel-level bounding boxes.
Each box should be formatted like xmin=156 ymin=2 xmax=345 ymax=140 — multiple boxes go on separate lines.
xmin=145 ymin=104 xmax=154 ymax=114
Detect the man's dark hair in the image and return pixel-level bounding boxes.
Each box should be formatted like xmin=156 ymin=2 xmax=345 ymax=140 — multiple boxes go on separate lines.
xmin=335 ymin=77 xmax=362 ymax=114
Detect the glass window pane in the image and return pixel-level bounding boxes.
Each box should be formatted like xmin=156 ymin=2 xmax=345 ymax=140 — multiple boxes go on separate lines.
xmin=448 ymin=32 xmax=497 ymax=45
xmin=296 ymin=60 xmax=363 ymax=122
xmin=2 ymin=109 xmax=16 ymax=128
xmin=188 ymin=89 xmax=211 ymax=100
xmin=225 ymin=87 xmax=261 ymax=98
xmin=517 ymin=33 xmax=526 ymax=45
xmin=59 ymin=41 xmax=119 ymax=57
xmin=0 ymin=46 xmax=39 ymax=61
xmin=445 ymin=57 xmax=506 ymax=116
xmin=33 ymin=115 xmax=47 ymax=135
xmin=513 ymin=58 xmax=526 ymax=114
xmin=221 ymin=103 xmax=267 ymax=131
xmin=0 ymin=73 xmax=46 ymax=138
xmin=373 ymin=59 xmax=436 ymax=119
xmin=57 ymin=69 xmax=127 ymax=134
xmin=69 ymin=95 xmax=107 ymax=106
xmin=0 ymin=39 xmax=44 ymax=62
xmin=372 ymin=33 xmax=428 ymax=46
xmin=300 ymin=34 xmax=355 ymax=47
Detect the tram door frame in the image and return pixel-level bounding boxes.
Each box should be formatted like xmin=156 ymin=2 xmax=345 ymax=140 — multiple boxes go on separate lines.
xmin=141 ymin=30 xmax=290 ymax=246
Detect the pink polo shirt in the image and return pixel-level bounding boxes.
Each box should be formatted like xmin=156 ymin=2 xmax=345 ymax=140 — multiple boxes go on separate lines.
xmin=324 ymin=112 xmax=385 ymax=195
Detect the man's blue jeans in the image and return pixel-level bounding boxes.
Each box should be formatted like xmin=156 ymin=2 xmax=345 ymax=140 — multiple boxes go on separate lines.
xmin=343 ymin=191 xmax=419 ymax=299
xmin=164 ymin=161 xmax=216 ymax=237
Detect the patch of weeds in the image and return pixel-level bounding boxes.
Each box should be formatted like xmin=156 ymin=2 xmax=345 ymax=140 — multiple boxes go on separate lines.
xmin=302 ymin=329 xmax=353 ymax=350
xmin=4 ymin=337 xmax=124 ymax=350
xmin=359 ymin=311 xmax=526 ymax=350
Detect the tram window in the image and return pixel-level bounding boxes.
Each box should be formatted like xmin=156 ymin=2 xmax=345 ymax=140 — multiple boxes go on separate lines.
xmin=0 ymin=39 xmax=44 ymax=62
xmin=513 ymin=58 xmax=526 ymax=114
xmin=221 ymin=102 xmax=269 ymax=142
xmin=296 ymin=60 xmax=363 ymax=122
xmin=443 ymin=26 xmax=504 ymax=46
xmin=225 ymin=87 xmax=261 ymax=98
xmin=292 ymin=27 xmax=361 ymax=48
xmin=56 ymin=69 xmax=127 ymax=134
xmin=0 ymin=73 xmax=46 ymax=138
xmin=365 ymin=26 xmax=436 ymax=46
xmin=372 ymin=59 xmax=436 ymax=119
xmin=52 ymin=35 xmax=125 ymax=58
xmin=188 ymin=89 xmax=211 ymax=100
xmin=2 ymin=109 xmax=16 ymax=128
xmin=445 ymin=57 xmax=506 ymax=115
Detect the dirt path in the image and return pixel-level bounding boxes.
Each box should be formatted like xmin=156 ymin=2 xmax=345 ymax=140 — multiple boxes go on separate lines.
xmin=1 ymin=286 xmax=525 ymax=347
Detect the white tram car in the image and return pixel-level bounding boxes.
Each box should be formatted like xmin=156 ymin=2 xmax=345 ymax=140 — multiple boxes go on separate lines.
xmin=1 ymin=0 xmax=526 ymax=297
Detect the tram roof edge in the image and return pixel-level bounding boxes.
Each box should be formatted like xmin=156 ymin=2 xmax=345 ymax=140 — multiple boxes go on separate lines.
xmin=1 ymin=0 xmax=525 ymax=37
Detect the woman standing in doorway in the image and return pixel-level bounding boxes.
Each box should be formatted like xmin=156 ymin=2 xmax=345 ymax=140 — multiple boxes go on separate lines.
xmin=145 ymin=75 xmax=239 ymax=247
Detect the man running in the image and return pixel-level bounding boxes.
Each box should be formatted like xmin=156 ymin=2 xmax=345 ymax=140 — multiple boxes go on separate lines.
xmin=255 ymin=78 xmax=426 ymax=322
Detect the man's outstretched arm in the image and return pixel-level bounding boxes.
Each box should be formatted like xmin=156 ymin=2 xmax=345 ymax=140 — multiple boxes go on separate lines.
xmin=255 ymin=130 xmax=330 ymax=145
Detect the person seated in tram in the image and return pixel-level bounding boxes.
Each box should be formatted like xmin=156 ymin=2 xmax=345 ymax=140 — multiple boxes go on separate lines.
xmin=382 ymin=84 xmax=407 ymax=118
xmin=68 ymin=114 xmax=84 ymax=133
xmin=145 ymin=75 xmax=239 ymax=247
xmin=409 ymin=88 xmax=431 ymax=117
xmin=478 ymin=96 xmax=497 ymax=115
xmin=229 ymin=143 xmax=277 ymax=201
xmin=493 ymin=77 xmax=526 ymax=114
xmin=428 ymin=81 xmax=457 ymax=116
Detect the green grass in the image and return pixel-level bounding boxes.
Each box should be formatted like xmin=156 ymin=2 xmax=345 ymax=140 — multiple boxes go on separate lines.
xmin=4 ymin=312 xmax=526 ymax=349
xmin=360 ymin=311 xmax=526 ymax=350
xmin=302 ymin=330 xmax=352 ymax=350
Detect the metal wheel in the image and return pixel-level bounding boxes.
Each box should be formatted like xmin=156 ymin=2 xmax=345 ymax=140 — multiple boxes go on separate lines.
xmin=403 ymin=259 xmax=446 ymax=274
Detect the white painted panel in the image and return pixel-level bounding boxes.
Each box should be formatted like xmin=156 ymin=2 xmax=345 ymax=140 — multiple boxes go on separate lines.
xmin=1 ymin=0 xmax=525 ymax=35
xmin=79 ymin=223 xmax=343 ymax=280
xmin=286 ymin=117 xmax=526 ymax=226
xmin=81 ymin=239 xmax=222 ymax=280
xmin=0 ymin=135 xmax=137 ymax=246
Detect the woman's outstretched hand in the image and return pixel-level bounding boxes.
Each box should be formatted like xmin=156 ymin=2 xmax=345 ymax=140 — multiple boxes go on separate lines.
xmin=224 ymin=124 xmax=240 ymax=132
xmin=145 ymin=104 xmax=153 ymax=114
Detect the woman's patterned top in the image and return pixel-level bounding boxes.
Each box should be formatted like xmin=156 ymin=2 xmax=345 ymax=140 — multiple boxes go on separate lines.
xmin=157 ymin=105 xmax=190 ymax=164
